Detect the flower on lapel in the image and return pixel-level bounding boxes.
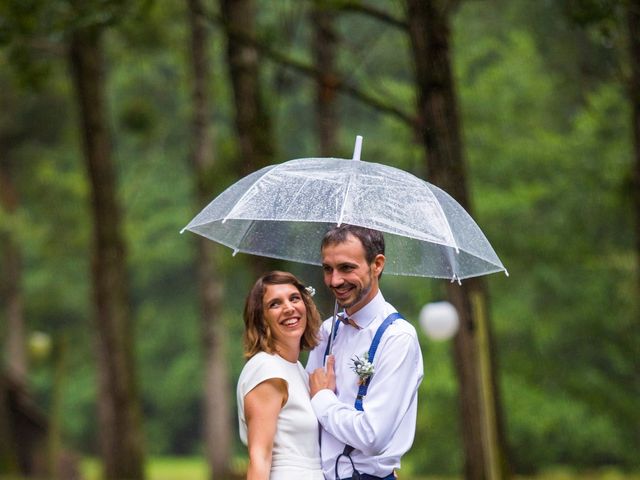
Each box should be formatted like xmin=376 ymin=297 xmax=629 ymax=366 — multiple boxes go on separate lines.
xmin=351 ymin=352 xmax=374 ymax=385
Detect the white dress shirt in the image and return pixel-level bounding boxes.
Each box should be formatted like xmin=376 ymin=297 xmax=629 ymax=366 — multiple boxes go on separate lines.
xmin=306 ymin=291 xmax=424 ymax=479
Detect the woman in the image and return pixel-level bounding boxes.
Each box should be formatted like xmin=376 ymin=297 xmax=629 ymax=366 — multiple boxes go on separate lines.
xmin=237 ymin=271 xmax=323 ymax=480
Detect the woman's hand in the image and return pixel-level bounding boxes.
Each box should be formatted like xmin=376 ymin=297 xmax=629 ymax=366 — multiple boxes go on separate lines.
xmin=244 ymin=378 xmax=287 ymax=480
xmin=309 ymin=354 xmax=336 ymax=397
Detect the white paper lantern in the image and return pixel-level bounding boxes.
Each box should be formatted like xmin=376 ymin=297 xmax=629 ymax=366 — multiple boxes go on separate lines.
xmin=419 ymin=301 xmax=459 ymax=340
xmin=29 ymin=331 xmax=52 ymax=360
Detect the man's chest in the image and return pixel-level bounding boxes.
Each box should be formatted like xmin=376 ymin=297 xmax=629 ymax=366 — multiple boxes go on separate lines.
xmin=332 ymin=329 xmax=375 ymax=395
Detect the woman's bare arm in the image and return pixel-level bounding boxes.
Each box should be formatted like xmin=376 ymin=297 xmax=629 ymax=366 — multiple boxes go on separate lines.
xmin=244 ymin=378 xmax=288 ymax=480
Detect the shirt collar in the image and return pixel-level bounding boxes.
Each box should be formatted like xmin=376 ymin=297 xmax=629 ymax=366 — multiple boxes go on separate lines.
xmin=348 ymin=290 xmax=385 ymax=329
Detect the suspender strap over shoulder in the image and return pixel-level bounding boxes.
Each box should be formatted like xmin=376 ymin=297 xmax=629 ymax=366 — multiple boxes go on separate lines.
xmin=354 ymin=312 xmax=403 ymax=411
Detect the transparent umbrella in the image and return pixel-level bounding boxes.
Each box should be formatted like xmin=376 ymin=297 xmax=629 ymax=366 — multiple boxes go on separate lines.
xmin=181 ymin=136 xmax=507 ymax=282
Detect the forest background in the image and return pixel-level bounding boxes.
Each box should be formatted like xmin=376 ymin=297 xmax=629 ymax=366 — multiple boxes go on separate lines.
xmin=0 ymin=0 xmax=638 ymax=479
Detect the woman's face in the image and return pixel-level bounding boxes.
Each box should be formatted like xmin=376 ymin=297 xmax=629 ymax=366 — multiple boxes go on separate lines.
xmin=262 ymin=283 xmax=307 ymax=346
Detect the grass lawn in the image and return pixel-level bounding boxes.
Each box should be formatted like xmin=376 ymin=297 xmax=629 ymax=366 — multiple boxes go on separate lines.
xmin=82 ymin=457 xmax=210 ymax=480
xmin=77 ymin=457 xmax=640 ymax=480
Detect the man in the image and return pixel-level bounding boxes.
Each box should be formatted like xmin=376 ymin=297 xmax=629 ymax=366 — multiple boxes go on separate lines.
xmin=307 ymin=224 xmax=424 ymax=480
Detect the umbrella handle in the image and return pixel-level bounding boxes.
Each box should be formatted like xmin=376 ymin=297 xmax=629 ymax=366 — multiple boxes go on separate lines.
xmin=325 ymin=299 xmax=340 ymax=364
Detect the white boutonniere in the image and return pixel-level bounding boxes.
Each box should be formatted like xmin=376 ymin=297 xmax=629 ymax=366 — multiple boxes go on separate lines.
xmin=351 ymin=352 xmax=374 ymax=385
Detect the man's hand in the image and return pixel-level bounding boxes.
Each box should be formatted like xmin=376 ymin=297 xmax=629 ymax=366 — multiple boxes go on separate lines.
xmin=309 ymin=354 xmax=336 ymax=397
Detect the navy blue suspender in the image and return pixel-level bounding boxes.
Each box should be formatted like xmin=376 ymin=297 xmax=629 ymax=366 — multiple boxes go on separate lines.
xmin=354 ymin=312 xmax=403 ymax=410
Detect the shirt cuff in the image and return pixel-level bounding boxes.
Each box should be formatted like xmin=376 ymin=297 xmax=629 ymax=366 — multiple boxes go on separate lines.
xmin=310 ymin=388 xmax=337 ymax=418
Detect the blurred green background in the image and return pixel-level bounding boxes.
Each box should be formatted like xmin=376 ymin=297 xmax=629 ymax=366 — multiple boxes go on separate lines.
xmin=0 ymin=0 xmax=638 ymax=478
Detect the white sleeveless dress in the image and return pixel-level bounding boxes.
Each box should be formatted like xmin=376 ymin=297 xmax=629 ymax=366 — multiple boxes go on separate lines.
xmin=237 ymin=352 xmax=324 ymax=480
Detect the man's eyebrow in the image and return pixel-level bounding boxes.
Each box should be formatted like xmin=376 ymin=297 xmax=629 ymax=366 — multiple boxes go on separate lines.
xmin=337 ymin=262 xmax=358 ymax=268
xmin=322 ymin=261 xmax=358 ymax=268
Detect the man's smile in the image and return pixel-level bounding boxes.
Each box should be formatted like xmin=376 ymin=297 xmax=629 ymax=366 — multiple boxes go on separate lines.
xmin=333 ymin=283 xmax=354 ymax=299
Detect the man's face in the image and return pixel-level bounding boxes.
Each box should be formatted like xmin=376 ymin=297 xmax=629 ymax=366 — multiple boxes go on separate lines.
xmin=321 ymin=234 xmax=385 ymax=314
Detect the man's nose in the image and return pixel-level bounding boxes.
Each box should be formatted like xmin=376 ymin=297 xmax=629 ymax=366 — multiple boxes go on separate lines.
xmin=328 ymin=271 xmax=343 ymax=287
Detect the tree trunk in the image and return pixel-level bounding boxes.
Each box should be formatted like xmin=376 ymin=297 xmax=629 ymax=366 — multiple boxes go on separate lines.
xmin=628 ymin=0 xmax=640 ymax=288
xmin=220 ymin=0 xmax=275 ymax=174
xmin=0 ymin=377 xmax=20 ymax=474
xmin=311 ymin=0 xmax=339 ymax=156
xmin=404 ymin=1 xmax=511 ymax=479
xmin=186 ymin=1 xmax=233 ymax=478
xmin=220 ymin=0 xmax=277 ymax=275
xmin=68 ymin=27 xmax=145 ymax=480
xmin=0 ymin=159 xmax=27 ymax=386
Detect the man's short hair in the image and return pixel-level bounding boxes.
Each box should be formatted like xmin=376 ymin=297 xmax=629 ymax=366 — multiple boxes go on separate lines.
xmin=321 ymin=224 xmax=385 ymax=265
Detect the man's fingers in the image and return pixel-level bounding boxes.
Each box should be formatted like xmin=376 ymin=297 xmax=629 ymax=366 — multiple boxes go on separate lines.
xmin=326 ymin=354 xmax=335 ymax=373
xmin=325 ymin=355 xmax=337 ymax=391
xmin=310 ymin=356 xmax=336 ymax=396
xmin=309 ymin=367 xmax=328 ymax=397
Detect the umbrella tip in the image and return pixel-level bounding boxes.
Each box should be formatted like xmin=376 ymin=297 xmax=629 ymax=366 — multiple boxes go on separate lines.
xmin=179 ymin=227 xmax=186 ymax=234
xmin=352 ymin=135 xmax=363 ymax=161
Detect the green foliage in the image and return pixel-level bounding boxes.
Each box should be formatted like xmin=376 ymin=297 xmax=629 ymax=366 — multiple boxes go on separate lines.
xmin=454 ymin=0 xmax=638 ymax=472
xmin=406 ymin=338 xmax=463 ymax=475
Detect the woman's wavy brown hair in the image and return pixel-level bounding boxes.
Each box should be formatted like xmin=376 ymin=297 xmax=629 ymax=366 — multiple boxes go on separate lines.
xmin=243 ymin=271 xmax=321 ymax=359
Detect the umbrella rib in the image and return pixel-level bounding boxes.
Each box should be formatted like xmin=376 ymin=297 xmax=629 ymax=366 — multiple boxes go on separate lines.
xmin=430 ymin=190 xmax=460 ymax=255
xmin=232 ymin=219 xmax=256 ymax=255
xmin=337 ymin=162 xmax=358 ymax=226
xmin=425 ymin=186 xmax=507 ymax=270
xmin=222 ymin=166 xmax=277 ymax=224
xmin=442 ymin=216 xmax=461 ymax=281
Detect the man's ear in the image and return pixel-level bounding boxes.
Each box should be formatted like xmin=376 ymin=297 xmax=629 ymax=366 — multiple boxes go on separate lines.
xmin=372 ymin=254 xmax=385 ymax=277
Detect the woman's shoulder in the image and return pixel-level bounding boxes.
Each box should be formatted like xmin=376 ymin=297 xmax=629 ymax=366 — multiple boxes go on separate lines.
xmin=238 ymin=352 xmax=286 ymax=393
xmin=238 ymin=352 xmax=289 ymax=389
xmin=241 ymin=351 xmax=278 ymax=372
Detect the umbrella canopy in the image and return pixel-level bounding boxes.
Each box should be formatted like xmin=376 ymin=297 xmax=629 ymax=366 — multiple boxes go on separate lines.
xmin=181 ymin=144 xmax=507 ymax=282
